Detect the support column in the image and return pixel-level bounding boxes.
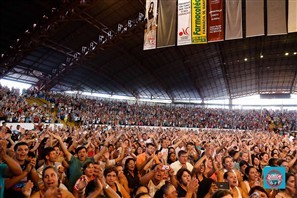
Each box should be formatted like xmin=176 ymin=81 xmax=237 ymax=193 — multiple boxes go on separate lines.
xmin=201 ymin=99 xmax=205 ymax=108
xmin=229 ymin=98 xmax=232 ymax=110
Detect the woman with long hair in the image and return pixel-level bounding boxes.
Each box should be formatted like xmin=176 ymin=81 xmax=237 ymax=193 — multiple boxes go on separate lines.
xmin=176 ymin=168 xmax=192 ymax=198
xmin=167 ymin=152 xmax=177 ymax=165
xmin=147 ymin=2 xmax=154 ymax=30
xmin=240 ymin=166 xmax=262 ymax=197
xmin=124 ymin=158 xmax=140 ymax=195
xmin=104 ymin=166 xmax=130 ymax=198
xmin=251 ymin=155 xmax=262 ymax=175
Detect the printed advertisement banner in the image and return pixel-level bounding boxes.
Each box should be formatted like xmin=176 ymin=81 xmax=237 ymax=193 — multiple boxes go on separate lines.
xmin=144 ymin=0 xmax=158 ymax=50
xmin=225 ymin=0 xmax=242 ymax=40
xmin=288 ymin=0 xmax=297 ymax=33
xmin=246 ymin=0 xmax=264 ymax=37
xmin=192 ymin=0 xmax=207 ymax=44
xmin=177 ymin=0 xmax=192 ymax=46
xmin=157 ymin=0 xmax=177 ymax=48
xmin=207 ymin=0 xmax=224 ymax=42
xmin=267 ymin=0 xmax=287 ymax=36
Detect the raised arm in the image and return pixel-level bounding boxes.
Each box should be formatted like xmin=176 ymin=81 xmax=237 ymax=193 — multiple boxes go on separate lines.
xmin=5 ymin=159 xmax=35 ymax=189
xmin=93 ymin=164 xmax=121 ymax=198
xmin=49 ymin=132 xmax=72 ymax=161
xmin=140 ymin=164 xmax=163 ymax=186
xmin=137 ymin=153 xmax=155 ymax=172
xmin=193 ymin=154 xmax=207 ymax=169
xmin=172 ymin=134 xmax=187 ymax=149
xmin=5 ymin=133 xmax=15 ymax=149
xmin=93 ymin=134 xmax=116 ymax=162
xmin=142 ymin=154 xmax=156 ymax=172
xmin=114 ymin=143 xmax=127 ymax=164
xmin=0 ymin=140 xmax=22 ymax=177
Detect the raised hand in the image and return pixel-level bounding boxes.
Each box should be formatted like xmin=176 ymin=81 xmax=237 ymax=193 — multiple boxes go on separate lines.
xmin=103 ymin=151 xmax=110 ymax=160
xmin=48 ymin=132 xmax=62 ymax=141
xmin=205 ymin=146 xmax=212 ymax=158
xmin=25 ymin=162 xmax=33 ymax=173
xmin=29 ymin=158 xmax=36 ymax=168
xmin=95 ymin=177 xmax=103 ymax=192
xmin=22 ymin=180 xmax=34 ymax=197
xmin=94 ymin=164 xmax=104 ymax=181
xmin=4 ymin=133 xmax=12 ymax=140
xmin=148 ymin=132 xmax=156 ymax=139
xmin=182 ymin=134 xmax=189 ymax=140
xmin=168 ymin=166 xmax=175 ymax=177
xmin=76 ymin=175 xmax=88 ymax=191
xmin=105 ymin=134 xmax=115 ymax=144
xmin=187 ymin=178 xmax=199 ymax=193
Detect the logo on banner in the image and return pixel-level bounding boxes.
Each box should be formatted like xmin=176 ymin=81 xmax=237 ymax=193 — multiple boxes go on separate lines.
xmin=179 ymin=27 xmax=190 ymax=36
xmin=149 ymin=37 xmax=156 ymax=45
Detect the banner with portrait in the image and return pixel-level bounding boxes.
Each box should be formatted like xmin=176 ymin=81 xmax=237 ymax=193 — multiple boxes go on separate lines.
xmin=177 ymin=0 xmax=192 ymax=46
xmin=192 ymin=0 xmax=207 ymax=44
xmin=207 ymin=0 xmax=224 ymax=42
xmin=144 ymin=0 xmax=159 ymax=50
xmin=246 ymin=0 xmax=264 ymax=37
xmin=225 ymin=0 xmax=242 ymax=40
xmin=157 ymin=0 xmax=177 ymax=48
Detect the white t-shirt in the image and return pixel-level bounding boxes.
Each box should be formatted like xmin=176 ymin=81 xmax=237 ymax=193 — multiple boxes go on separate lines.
xmin=170 ymin=161 xmax=193 ymax=175
xmin=148 ymin=179 xmax=166 ymax=198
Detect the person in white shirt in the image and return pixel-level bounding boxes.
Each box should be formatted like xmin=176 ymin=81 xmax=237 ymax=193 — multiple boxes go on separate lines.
xmin=170 ymin=150 xmax=193 ymax=175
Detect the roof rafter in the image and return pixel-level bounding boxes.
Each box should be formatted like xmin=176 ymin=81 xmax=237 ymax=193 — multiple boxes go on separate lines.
xmin=37 ymin=14 xmax=145 ymax=93
xmin=116 ymin=46 xmax=175 ymax=101
xmin=177 ymin=47 xmax=204 ymax=100
xmin=216 ymin=43 xmax=232 ymax=99
xmin=0 ymin=0 xmax=85 ymax=78
xmin=79 ymin=62 xmax=139 ymax=98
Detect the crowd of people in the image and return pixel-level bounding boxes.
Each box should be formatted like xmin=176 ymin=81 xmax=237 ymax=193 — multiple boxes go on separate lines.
xmin=0 ymin=85 xmax=297 ymax=198
xmin=0 ymin=86 xmax=53 ymax=124
xmin=2 ymin=85 xmax=296 ymax=133
xmin=50 ymin=95 xmax=296 ymax=133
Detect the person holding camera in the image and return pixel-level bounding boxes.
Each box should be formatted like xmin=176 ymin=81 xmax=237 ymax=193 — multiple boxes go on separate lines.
xmin=140 ymin=163 xmax=177 ymax=197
